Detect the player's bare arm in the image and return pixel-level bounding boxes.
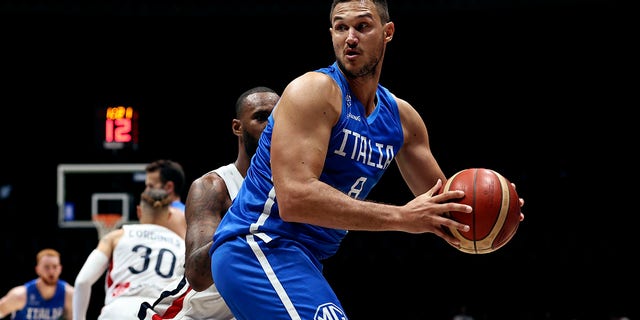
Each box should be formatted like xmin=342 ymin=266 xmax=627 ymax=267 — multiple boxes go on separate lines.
xmin=184 ymin=172 xmax=229 ymax=292
xmin=271 ymin=72 xmax=471 ymax=235
xmin=0 ymin=286 xmax=27 ymax=317
xmin=394 ymin=97 xmax=524 ymax=224
xmin=393 ymin=96 xmax=447 ymax=196
xmin=96 ymin=228 xmax=122 ymax=257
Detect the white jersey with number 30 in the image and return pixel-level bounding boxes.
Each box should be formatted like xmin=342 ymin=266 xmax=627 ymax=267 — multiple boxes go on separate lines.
xmin=101 ymin=224 xmax=185 ymax=318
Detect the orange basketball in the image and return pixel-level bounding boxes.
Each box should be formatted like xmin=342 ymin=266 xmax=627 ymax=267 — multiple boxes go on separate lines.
xmin=440 ymin=168 xmax=521 ymax=254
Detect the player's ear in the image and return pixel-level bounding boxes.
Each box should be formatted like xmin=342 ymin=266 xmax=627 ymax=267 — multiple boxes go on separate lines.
xmin=136 ymin=205 xmax=142 ymax=219
xmin=232 ymin=119 xmax=242 ymax=137
xmin=164 ymin=181 xmax=174 ymax=194
xmin=383 ymin=22 xmax=394 ymax=41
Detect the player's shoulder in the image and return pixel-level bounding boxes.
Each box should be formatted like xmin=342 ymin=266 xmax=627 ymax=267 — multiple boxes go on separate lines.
xmin=386 ymin=91 xmax=409 ymax=109
xmin=389 ymin=93 xmax=419 ymax=119
xmin=280 ymin=71 xmax=341 ymax=115
xmin=102 ymin=227 xmax=125 ymax=243
xmin=198 ymin=170 xmax=230 ymax=198
xmin=63 ymin=281 xmax=74 ymax=294
xmin=288 ymin=71 xmax=336 ymax=94
xmin=185 ymin=169 xmax=231 ymax=213
xmin=1 ymin=284 xmax=28 ymax=309
xmin=7 ymin=283 xmax=28 ymax=297
xmin=195 ymin=169 xmax=226 ymax=189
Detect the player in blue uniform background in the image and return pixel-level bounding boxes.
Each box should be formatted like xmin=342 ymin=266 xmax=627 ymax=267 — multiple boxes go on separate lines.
xmin=210 ymin=1 xmax=525 ymax=319
xmin=0 ymin=249 xmax=74 ymax=320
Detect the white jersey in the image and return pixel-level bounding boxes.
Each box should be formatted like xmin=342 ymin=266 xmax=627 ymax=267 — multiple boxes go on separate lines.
xmin=137 ymin=163 xmax=242 ymax=320
xmin=213 ymin=163 xmax=243 ymax=200
xmin=102 ymin=224 xmax=185 ymax=319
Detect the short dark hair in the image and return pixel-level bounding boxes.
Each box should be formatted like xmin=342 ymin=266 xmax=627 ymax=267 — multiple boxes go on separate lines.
xmin=145 ymin=159 xmax=186 ymax=195
xmin=330 ymin=0 xmax=390 ymax=24
xmin=235 ymin=86 xmax=278 ymax=117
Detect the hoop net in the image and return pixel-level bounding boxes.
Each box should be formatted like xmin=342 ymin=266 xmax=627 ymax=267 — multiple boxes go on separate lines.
xmin=93 ymin=213 xmax=124 ymax=239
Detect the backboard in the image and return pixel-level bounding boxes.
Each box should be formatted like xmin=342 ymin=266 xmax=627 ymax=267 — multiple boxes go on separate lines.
xmin=57 ymin=163 xmax=147 ymax=228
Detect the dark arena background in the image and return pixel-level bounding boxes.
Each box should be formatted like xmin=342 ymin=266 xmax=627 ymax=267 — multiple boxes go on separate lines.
xmin=1 ymin=1 xmax=634 ymax=319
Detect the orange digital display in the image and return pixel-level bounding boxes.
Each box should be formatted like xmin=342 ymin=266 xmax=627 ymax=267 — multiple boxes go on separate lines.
xmin=103 ymin=106 xmax=138 ymax=150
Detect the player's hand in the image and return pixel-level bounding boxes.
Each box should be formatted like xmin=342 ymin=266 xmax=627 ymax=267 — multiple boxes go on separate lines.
xmin=512 ymin=182 xmax=525 ymax=222
xmin=401 ymin=179 xmax=471 ymax=245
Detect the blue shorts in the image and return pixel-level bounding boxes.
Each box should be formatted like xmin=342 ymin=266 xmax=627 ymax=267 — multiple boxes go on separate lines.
xmin=211 ymin=234 xmax=348 ymax=320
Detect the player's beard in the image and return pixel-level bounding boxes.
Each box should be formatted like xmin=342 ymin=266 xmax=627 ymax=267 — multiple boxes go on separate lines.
xmin=41 ymin=275 xmax=58 ymax=286
xmin=337 ymin=40 xmax=384 ymax=79
xmin=243 ymin=130 xmax=260 ymax=158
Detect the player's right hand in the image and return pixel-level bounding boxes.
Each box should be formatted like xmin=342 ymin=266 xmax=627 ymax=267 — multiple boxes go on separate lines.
xmin=400 ymin=179 xmax=471 ymax=245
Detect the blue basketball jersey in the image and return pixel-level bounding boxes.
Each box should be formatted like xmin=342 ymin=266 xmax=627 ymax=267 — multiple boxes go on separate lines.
xmin=12 ymin=279 xmax=67 ymax=320
xmin=212 ymin=61 xmax=404 ymax=260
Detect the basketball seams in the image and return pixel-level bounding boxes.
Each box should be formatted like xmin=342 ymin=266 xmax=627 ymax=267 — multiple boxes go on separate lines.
xmin=442 ymin=168 xmax=520 ymax=254
xmin=473 ymin=169 xmax=503 ymax=254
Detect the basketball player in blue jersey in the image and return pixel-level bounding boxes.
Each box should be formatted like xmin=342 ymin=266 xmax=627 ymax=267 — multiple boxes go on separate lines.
xmin=210 ymin=1 xmax=525 ymax=319
xmin=0 ymin=248 xmax=74 ymax=320
xmin=136 ymin=86 xmax=279 ymax=320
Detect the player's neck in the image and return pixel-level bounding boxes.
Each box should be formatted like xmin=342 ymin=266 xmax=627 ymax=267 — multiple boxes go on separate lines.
xmin=235 ymin=154 xmax=250 ymax=178
xmin=36 ymin=278 xmax=57 ymax=298
xmin=346 ymin=77 xmax=380 ymax=116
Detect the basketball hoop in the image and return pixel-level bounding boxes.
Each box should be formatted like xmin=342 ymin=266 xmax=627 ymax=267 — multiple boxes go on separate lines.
xmin=93 ymin=213 xmax=124 ymax=239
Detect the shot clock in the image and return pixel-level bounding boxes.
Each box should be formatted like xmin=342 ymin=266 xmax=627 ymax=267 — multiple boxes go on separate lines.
xmin=101 ymin=105 xmax=138 ymax=151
